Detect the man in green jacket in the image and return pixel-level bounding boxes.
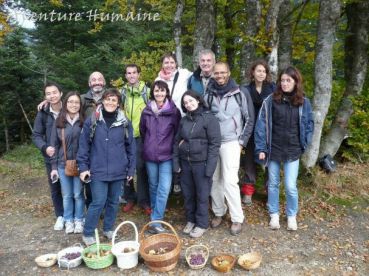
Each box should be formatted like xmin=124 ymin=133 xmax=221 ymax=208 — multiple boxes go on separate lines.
xmin=121 ymin=64 xmax=151 ymax=215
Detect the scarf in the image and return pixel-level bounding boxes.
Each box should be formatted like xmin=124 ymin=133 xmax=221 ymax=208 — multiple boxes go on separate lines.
xmin=150 ymin=99 xmax=170 ymax=115
xmin=159 ymin=68 xmax=177 ymax=81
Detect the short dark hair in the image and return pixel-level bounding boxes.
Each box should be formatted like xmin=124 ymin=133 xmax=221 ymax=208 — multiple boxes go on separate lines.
xmin=124 ymin=64 xmax=141 ymax=74
xmin=160 ymin=52 xmax=178 ymax=67
xmin=150 ymin=80 xmax=171 ymax=101
xmin=180 ymin=90 xmax=205 ymax=113
xmin=44 ymin=81 xmax=62 ymax=94
xmin=102 ymin=88 xmax=122 ymax=105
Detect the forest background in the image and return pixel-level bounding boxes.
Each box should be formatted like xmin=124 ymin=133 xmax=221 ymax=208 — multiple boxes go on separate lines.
xmin=0 ymin=0 xmax=369 ymax=170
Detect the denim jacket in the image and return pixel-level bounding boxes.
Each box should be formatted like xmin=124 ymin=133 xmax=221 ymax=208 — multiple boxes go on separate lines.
xmin=254 ymin=94 xmax=314 ymax=166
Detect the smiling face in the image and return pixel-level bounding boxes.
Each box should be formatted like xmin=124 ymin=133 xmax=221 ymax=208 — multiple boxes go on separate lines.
xmin=183 ymin=95 xmax=199 ymax=112
xmin=153 ymin=85 xmax=167 ymax=106
xmin=199 ymin=53 xmax=215 ymax=76
xmin=125 ymin=66 xmax=140 ymax=86
xmin=66 ymin=95 xmax=81 ymax=116
xmin=44 ymin=85 xmax=62 ymax=105
xmin=102 ymin=95 xmax=119 ymax=112
xmin=89 ymin=72 xmax=106 ymax=93
xmin=162 ymin=57 xmax=177 ymax=74
xmin=280 ymin=74 xmax=296 ymax=93
xmin=213 ymin=63 xmax=230 ymax=86
xmin=253 ymin=64 xmax=267 ymax=84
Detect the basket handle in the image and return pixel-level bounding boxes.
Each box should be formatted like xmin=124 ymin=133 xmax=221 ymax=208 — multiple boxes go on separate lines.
xmin=139 ymin=220 xmax=181 ymax=245
xmin=112 ymin=221 xmax=138 ymax=246
xmin=95 ymin=229 xmax=100 ymax=258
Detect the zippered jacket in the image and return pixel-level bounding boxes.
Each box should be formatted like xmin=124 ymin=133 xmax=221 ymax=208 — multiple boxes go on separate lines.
xmin=173 ymin=106 xmax=221 ymax=177
xmin=77 ymin=107 xmax=136 ymax=181
xmin=140 ymin=100 xmax=181 ymax=162
xmin=254 ymin=94 xmax=314 ymax=165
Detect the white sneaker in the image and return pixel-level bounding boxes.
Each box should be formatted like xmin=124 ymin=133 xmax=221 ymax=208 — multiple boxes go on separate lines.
xmin=269 ymin=213 xmax=280 ymax=230
xmin=183 ymin=222 xmax=195 ymax=234
xmin=65 ymin=221 xmax=74 ymax=234
xmin=287 ymin=216 xmax=298 ymax=231
xmin=74 ymin=220 xmax=84 ymax=234
xmin=54 ymin=216 xmax=64 ymax=231
xmin=242 ymin=195 xmax=252 ymax=206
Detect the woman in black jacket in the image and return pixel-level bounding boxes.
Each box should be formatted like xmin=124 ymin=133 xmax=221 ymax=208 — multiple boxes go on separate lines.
xmin=173 ymin=90 xmax=221 ymax=238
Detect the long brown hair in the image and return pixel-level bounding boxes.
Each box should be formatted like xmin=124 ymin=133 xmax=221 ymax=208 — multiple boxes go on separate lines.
xmin=56 ymin=91 xmax=84 ymax=128
xmin=273 ymin=66 xmax=304 ymax=106
xmin=247 ymin=59 xmax=272 ymax=84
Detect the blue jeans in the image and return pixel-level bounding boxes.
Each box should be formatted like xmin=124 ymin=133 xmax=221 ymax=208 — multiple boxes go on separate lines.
xmin=58 ymin=168 xmax=85 ymax=222
xmin=268 ymin=159 xmax=299 ymax=217
xmin=146 ymin=160 xmax=172 ymax=226
xmin=83 ymin=179 xmax=122 ymax=237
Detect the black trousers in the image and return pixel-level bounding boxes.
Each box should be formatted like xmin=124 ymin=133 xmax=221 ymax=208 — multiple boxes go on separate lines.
xmin=180 ymin=160 xmax=212 ymax=229
xmin=45 ymin=162 xmax=63 ymax=217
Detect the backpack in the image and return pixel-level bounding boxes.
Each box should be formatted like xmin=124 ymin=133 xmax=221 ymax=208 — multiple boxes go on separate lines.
xmin=89 ymin=110 xmax=129 ymax=143
xmin=120 ymin=84 xmax=149 ymax=107
xmin=319 ymin=154 xmax=337 ymax=173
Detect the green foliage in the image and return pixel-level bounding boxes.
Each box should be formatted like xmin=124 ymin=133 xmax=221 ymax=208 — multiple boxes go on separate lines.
xmin=343 ymin=89 xmax=369 ymax=162
xmin=0 ymin=143 xmax=44 ymax=171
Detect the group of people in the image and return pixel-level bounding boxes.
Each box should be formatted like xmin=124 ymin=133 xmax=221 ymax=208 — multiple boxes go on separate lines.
xmin=32 ymin=49 xmax=314 ymax=245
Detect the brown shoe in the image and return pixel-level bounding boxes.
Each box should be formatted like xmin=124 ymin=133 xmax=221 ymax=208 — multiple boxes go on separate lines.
xmin=230 ymin=222 xmax=242 ymax=235
xmin=211 ymin=216 xmax=223 ymax=228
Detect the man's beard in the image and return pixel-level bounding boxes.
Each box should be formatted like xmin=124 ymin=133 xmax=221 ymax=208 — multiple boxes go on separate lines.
xmin=92 ymin=85 xmax=104 ymax=93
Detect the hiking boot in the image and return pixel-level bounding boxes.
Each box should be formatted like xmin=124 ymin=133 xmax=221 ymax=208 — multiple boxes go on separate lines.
xmin=54 ymin=216 xmax=64 ymax=231
xmin=211 ymin=216 xmax=223 ymax=228
xmin=142 ymin=206 xmax=152 ymax=215
xmin=287 ymin=216 xmax=298 ymax=231
xmin=183 ymin=222 xmax=195 ymax=234
xmin=190 ymin=227 xmax=207 ymax=238
xmin=269 ymin=213 xmax=280 ymax=230
xmin=65 ymin=221 xmax=74 ymax=234
xmin=242 ymin=195 xmax=253 ymax=206
xmin=122 ymin=201 xmax=135 ymax=212
xmin=103 ymin=230 xmax=114 ymax=240
xmin=82 ymin=235 xmax=96 ymax=246
xmin=230 ymin=222 xmax=242 ymax=235
xmin=74 ymin=220 xmax=84 ymax=234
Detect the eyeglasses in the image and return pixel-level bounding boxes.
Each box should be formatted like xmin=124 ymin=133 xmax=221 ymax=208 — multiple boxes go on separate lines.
xmin=213 ymin=71 xmax=228 ymax=76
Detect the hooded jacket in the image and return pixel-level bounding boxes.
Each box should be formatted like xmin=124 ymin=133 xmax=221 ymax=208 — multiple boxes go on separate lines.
xmin=173 ymin=106 xmax=221 ymax=177
xmin=81 ymin=89 xmax=103 ymax=118
xmin=254 ymin=94 xmax=314 ymax=166
xmin=140 ymin=99 xmax=181 ymax=162
xmin=77 ymin=106 xmax=136 ymax=181
xmin=204 ymin=78 xmax=254 ymax=147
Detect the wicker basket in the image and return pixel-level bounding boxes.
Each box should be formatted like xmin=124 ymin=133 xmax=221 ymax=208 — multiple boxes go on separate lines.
xmin=57 ymin=244 xmax=84 ymax=269
xmin=185 ymin=244 xmax=209 ymax=269
xmin=139 ymin=220 xmax=182 ymax=272
xmin=35 ymin=253 xmax=57 ymax=268
xmin=82 ymin=229 xmax=114 ymax=269
xmin=211 ymin=254 xmax=236 ymax=273
xmin=238 ymin=252 xmax=262 ymax=270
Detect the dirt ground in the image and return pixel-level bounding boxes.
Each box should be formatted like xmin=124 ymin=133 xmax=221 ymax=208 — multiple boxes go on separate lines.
xmin=0 ymin=169 xmax=368 ymax=275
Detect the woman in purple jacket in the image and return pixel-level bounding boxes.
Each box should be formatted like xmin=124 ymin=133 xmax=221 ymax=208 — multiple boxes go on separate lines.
xmin=139 ymin=80 xmax=181 ymax=234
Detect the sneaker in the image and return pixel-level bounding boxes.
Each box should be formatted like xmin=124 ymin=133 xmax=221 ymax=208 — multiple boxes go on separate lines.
xmin=103 ymin=230 xmax=114 ymax=240
xmin=172 ymin=184 xmax=182 ymax=195
xmin=230 ymin=222 xmax=242 ymax=235
xmin=119 ymin=196 xmax=127 ymax=204
xmin=65 ymin=221 xmax=74 ymax=234
xmin=122 ymin=201 xmax=135 ymax=212
xmin=82 ymin=235 xmax=96 ymax=246
xmin=183 ymin=222 xmax=195 ymax=234
xmin=269 ymin=213 xmax=280 ymax=230
xmin=211 ymin=216 xmax=223 ymax=228
xmin=287 ymin=216 xmax=298 ymax=231
xmin=54 ymin=216 xmax=64 ymax=231
xmin=142 ymin=206 xmax=152 ymax=215
xmin=148 ymin=225 xmax=166 ymax=234
xmin=189 ymin=227 xmax=207 ymax=238
xmin=242 ymin=195 xmax=252 ymax=206
xmin=74 ymin=220 xmax=84 ymax=234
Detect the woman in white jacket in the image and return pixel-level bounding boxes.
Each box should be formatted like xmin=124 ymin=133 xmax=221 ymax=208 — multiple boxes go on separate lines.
xmin=156 ymin=53 xmax=192 ymax=117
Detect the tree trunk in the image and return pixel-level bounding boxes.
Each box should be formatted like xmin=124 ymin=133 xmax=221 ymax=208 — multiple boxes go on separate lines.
xmin=193 ymin=0 xmax=215 ymax=69
xmin=224 ymin=3 xmax=235 ymax=70
xmin=3 ymin=116 xmax=9 ymax=152
xmin=319 ymin=1 xmax=369 ymax=158
xmin=174 ymin=0 xmax=185 ymax=68
xmin=302 ymin=0 xmax=341 ymax=168
xmin=277 ymin=0 xmax=293 ymax=70
xmin=265 ymin=0 xmax=284 ymax=81
xmin=18 ymin=99 xmax=33 ymax=132
xmin=240 ymin=0 xmax=261 ymax=84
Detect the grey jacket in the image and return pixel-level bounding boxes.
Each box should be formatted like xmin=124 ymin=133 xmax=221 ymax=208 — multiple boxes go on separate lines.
xmin=204 ymin=78 xmax=254 ymax=147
